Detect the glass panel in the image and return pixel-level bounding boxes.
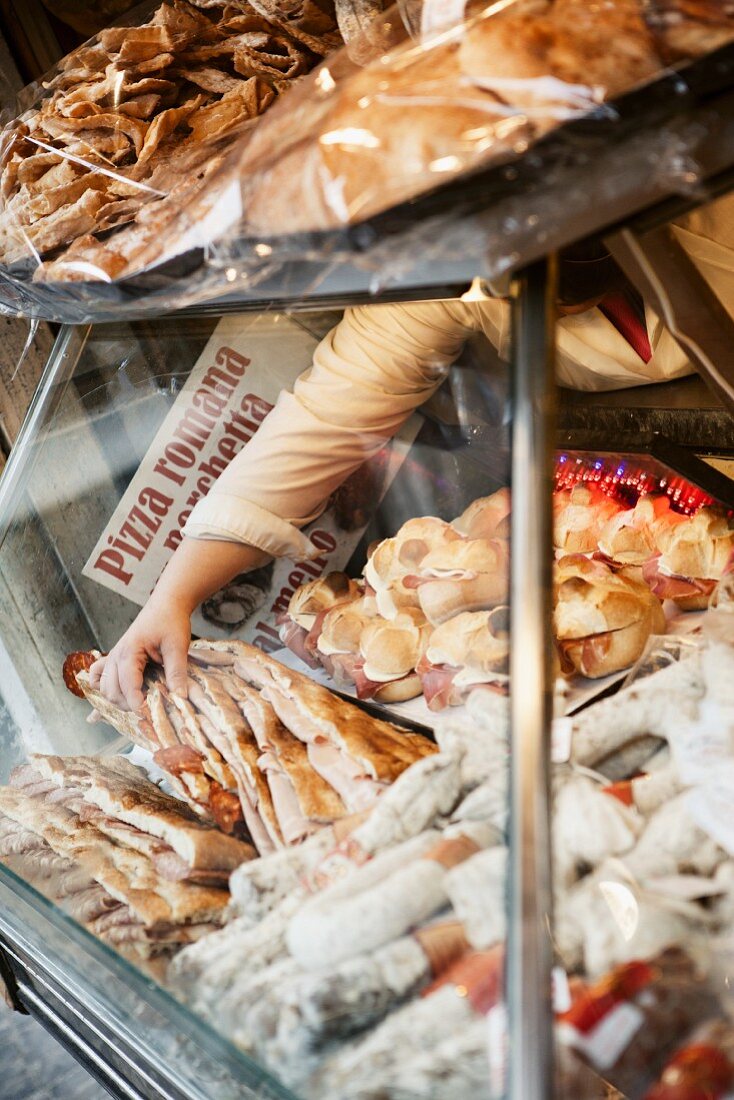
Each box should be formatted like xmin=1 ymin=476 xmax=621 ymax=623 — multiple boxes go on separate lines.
xmin=0 ymin=299 xmax=513 ymax=1098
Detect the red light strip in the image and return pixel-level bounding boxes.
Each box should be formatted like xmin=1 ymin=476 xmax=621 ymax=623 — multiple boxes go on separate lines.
xmin=553 ymin=454 xmax=714 ymax=515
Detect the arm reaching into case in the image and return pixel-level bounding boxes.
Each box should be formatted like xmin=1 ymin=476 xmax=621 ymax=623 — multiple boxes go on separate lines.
xmin=91 ymin=300 xmax=480 ymax=710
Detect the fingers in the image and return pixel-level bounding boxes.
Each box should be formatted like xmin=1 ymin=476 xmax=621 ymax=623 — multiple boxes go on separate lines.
xmin=161 ymin=637 xmax=189 ymax=699
xmin=99 ymin=653 xmax=127 ymax=711
xmin=88 ymin=655 xmax=106 ymax=688
xmin=117 ymin=649 xmax=147 ymax=712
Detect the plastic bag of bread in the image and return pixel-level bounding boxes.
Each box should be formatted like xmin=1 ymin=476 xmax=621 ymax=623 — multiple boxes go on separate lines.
xmin=0 ymin=0 xmax=341 ymax=313
xmin=235 ymin=0 xmax=734 ymax=236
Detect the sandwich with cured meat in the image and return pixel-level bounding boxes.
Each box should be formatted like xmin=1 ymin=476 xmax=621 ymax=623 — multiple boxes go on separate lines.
xmin=0 ymin=757 xmax=238 ymax=958
xmin=401 ymin=537 xmax=509 ymax=626
xmin=278 ymin=572 xmax=362 ymax=669
xmin=27 ymin=753 xmax=254 ymax=885
xmin=190 ymin=640 xmax=437 ymax=814
xmin=554 ymin=484 xmax=624 ymax=555
xmin=313 ymin=591 xmax=379 ymax=684
xmin=416 ymin=608 xmax=510 ymax=711
xmin=451 ymin=488 xmax=511 ymax=540
xmin=71 ymin=655 xmax=247 ymax=837
xmin=351 ymin=608 xmax=431 ymax=703
xmin=596 ymin=494 xmax=685 ymax=571
xmin=554 ymin=555 xmax=666 ymax=678
xmin=642 ymin=506 xmax=734 ymax=610
xmin=364 ymin=516 xmax=463 ymax=619
xmin=214 ymin=672 xmax=348 ymax=845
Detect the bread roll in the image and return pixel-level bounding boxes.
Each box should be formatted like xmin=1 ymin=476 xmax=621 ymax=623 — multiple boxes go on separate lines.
xmin=364 ymin=516 xmax=462 ymax=619
xmin=359 ymin=608 xmax=431 ymax=690
xmin=425 ymin=608 xmax=509 ymax=675
xmin=554 ymin=484 xmax=624 ymax=554
xmin=411 ymin=538 xmax=509 ymax=625
xmin=554 ymin=555 xmax=666 ymax=678
xmin=287 ymin=571 xmax=362 ymax=628
xmin=452 ymin=488 xmax=511 ymax=540
xmin=317 ymin=593 xmax=378 ymax=656
xmin=597 ymin=494 xmax=683 ymax=566
xmin=655 ymin=506 xmax=734 ymax=580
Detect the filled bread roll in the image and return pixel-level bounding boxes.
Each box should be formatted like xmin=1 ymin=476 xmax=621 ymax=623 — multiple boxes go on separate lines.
xmin=418 ymin=607 xmax=510 ymax=710
xmin=279 ymin=572 xmax=363 ymax=669
xmin=555 ymin=554 xmax=666 ymax=678
xmin=554 ymin=484 xmax=624 ymax=554
xmin=452 ymin=488 xmax=511 ymax=540
xmin=643 ymin=506 xmax=734 ymax=610
xmin=597 ymin=494 xmax=684 ymax=567
xmin=287 ymin=572 xmax=362 ymax=630
xmin=364 ymin=516 xmax=463 ymax=619
xmin=405 ymin=538 xmax=509 ymax=625
xmin=357 ymin=608 xmax=431 ymax=702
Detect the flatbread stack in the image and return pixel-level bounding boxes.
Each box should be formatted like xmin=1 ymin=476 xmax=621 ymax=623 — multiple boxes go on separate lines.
xmin=0 ymin=0 xmax=338 ymax=283
xmin=0 ymin=753 xmax=253 ymax=958
xmin=71 ymin=642 xmax=436 ymax=855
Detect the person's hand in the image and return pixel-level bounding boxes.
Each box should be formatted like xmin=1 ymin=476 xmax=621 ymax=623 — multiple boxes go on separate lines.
xmin=88 ymin=594 xmax=191 ymax=711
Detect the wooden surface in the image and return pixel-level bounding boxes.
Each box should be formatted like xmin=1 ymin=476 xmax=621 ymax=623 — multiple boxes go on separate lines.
xmin=0 ymin=318 xmax=55 ymax=452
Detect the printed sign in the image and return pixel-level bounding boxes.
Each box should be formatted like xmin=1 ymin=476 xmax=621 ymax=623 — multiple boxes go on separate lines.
xmin=84 ymin=312 xmax=420 ymax=644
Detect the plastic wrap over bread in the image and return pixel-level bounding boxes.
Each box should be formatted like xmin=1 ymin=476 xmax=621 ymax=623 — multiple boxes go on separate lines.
xmin=0 ymin=0 xmax=340 ymax=312
xmin=234 ymin=0 xmax=734 ymax=236
xmin=1 ymin=0 xmax=732 ymax=321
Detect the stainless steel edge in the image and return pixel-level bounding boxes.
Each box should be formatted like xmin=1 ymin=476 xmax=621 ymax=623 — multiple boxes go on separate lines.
xmin=0 ymin=325 xmax=89 ymax=544
xmin=507 ymin=259 xmax=557 ymax=1100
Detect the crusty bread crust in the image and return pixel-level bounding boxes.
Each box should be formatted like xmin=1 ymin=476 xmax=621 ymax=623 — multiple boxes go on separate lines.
xmin=208 ymin=641 xmax=436 ymax=782
xmin=559 ymin=599 xmax=666 ymax=678
xmin=29 ymin=754 xmax=253 ymax=871
xmin=0 ymin=787 xmax=229 ymax=926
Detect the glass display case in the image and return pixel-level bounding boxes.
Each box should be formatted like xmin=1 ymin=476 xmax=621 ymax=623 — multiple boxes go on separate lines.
xmin=1 ymin=18 xmax=734 ymax=1100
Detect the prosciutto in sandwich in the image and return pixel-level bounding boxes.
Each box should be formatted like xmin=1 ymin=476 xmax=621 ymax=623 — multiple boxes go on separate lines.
xmin=554 ymin=555 xmax=666 ymax=679
xmin=642 ymin=506 xmax=734 ymax=610
xmin=279 ymin=572 xmax=361 ymax=669
xmin=417 ymin=608 xmax=510 ymax=710
xmin=191 ymin=640 xmax=437 ymax=814
xmin=351 ymin=608 xmax=431 ymax=703
xmin=402 ymin=538 xmax=509 ymax=625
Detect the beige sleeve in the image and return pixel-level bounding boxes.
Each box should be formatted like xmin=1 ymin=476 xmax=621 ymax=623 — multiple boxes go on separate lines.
xmin=184 ymin=299 xmax=478 ymax=559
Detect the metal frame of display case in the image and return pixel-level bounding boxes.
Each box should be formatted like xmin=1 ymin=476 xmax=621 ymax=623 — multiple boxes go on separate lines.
xmin=2 ymin=55 xmax=734 ymax=1100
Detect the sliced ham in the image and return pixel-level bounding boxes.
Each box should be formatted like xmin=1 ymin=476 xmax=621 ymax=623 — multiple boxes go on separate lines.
xmin=642 ymin=557 xmax=717 ymax=601
xmin=418 ymin=661 xmax=461 ymax=711
xmin=65 ymin=885 xmax=121 ymax=924
xmin=0 ymin=816 xmax=47 ymax=856
xmin=306 ymin=739 xmax=386 ymax=813
xmin=150 ymin=850 xmax=229 ymax=887
xmin=279 ymin=617 xmax=321 ymax=669
xmin=258 ymin=751 xmax=318 ymax=845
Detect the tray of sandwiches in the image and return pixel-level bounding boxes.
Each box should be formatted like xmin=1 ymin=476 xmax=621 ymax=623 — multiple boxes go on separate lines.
xmin=1 ymin=0 xmax=734 ymax=321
